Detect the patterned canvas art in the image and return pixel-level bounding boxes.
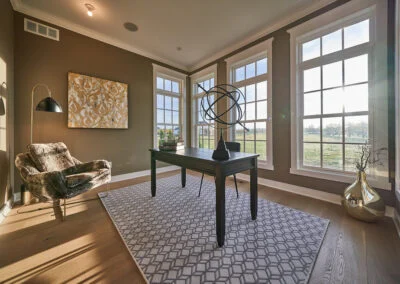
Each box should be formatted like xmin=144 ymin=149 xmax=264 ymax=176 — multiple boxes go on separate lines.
xmin=68 ymin=72 xmax=128 ymax=129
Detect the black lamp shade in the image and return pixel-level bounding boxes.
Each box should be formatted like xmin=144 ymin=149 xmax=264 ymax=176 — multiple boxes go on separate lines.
xmin=35 ymin=97 xmax=63 ymax=113
xmin=0 ymin=97 xmax=5 ymax=116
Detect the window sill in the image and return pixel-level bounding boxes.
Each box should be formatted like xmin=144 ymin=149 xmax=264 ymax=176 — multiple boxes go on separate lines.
xmin=290 ymin=167 xmax=392 ymax=190
xmin=258 ymin=162 xmax=274 ymax=171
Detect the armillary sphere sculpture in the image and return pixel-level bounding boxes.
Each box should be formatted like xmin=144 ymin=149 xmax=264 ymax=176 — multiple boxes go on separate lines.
xmin=197 ymin=84 xmax=248 ymax=160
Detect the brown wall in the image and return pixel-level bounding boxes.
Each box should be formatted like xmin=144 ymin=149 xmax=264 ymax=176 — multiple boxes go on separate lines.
xmin=0 ymin=0 xmax=14 ymax=208
xmin=190 ymin=0 xmax=396 ymax=206
xmin=11 ymin=1 xmax=397 ymax=207
xmin=14 ymin=12 xmax=188 ymax=194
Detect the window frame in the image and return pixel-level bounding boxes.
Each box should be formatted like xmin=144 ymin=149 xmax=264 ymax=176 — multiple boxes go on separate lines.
xmin=288 ymin=0 xmax=391 ymax=190
xmin=395 ymin=0 xmax=400 ymax=197
xmin=152 ymin=64 xmax=187 ymax=148
xmin=225 ymin=38 xmax=274 ymax=170
xmin=190 ymin=64 xmax=218 ymax=149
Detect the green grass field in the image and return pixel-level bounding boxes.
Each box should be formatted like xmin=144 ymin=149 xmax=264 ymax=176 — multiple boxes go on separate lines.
xmin=195 ymin=127 xmax=366 ymax=171
xmin=303 ymin=133 xmax=365 ymax=171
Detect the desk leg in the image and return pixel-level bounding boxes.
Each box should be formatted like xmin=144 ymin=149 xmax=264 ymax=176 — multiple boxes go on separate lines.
xmin=181 ymin=167 xmax=186 ymax=188
xmin=250 ymin=159 xmax=258 ymax=220
xmin=151 ymin=153 xmax=156 ymax=197
xmin=215 ymin=167 xmax=226 ymax=247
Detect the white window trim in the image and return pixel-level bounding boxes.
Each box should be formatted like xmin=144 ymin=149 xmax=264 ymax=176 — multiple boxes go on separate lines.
xmin=152 ymin=64 xmax=187 ymax=148
xmin=288 ymin=0 xmax=391 ymax=190
xmin=190 ymin=64 xmax=218 ymax=148
xmin=225 ymin=38 xmax=274 ymax=171
xmin=396 ymin=0 xmax=400 ymax=197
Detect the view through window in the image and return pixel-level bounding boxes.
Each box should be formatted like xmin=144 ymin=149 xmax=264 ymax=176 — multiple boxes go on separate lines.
xmin=192 ymin=75 xmax=216 ymax=149
xmin=299 ymin=19 xmax=371 ymax=172
xmin=155 ymin=75 xmax=182 ymax=146
xmin=231 ymin=56 xmax=270 ymax=162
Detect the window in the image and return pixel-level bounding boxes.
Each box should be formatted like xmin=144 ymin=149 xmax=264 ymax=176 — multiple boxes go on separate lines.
xmin=226 ymin=39 xmax=273 ymax=170
xmin=153 ymin=64 xmax=186 ymax=147
xmin=289 ymin=1 xmax=390 ymax=189
xmin=396 ymin=0 xmax=400 ymax=197
xmin=301 ymin=22 xmax=370 ymax=172
xmin=191 ymin=65 xmax=217 ymax=149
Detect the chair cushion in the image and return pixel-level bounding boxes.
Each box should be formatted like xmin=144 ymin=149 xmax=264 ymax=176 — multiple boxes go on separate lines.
xmin=66 ymin=170 xmax=104 ymax=188
xmin=28 ymin=142 xmax=76 ymax=172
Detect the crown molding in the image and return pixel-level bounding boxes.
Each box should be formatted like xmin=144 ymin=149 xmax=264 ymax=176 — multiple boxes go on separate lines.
xmin=189 ymin=64 xmax=217 ymax=81
xmin=152 ymin=63 xmax=188 ymax=80
xmin=11 ymin=0 xmax=339 ymax=73
xmin=10 ymin=0 xmax=189 ymax=72
xmin=9 ymin=0 xmax=20 ymax=10
xmin=188 ymin=0 xmax=337 ymax=72
xmin=224 ymin=37 xmax=274 ymax=66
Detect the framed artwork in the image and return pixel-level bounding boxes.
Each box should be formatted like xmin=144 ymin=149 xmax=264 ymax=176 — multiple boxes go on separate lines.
xmin=68 ymin=72 xmax=128 ymax=129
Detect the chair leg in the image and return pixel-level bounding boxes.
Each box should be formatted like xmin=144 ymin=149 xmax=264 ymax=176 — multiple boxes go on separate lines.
xmin=198 ymin=173 xmax=205 ymax=197
xmin=52 ymin=199 xmax=63 ymax=220
xmin=63 ymin=199 xmax=67 ymax=221
xmin=233 ymin=174 xmax=239 ymax=198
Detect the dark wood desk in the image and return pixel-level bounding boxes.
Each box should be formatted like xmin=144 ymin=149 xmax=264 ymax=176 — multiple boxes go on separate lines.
xmin=149 ymin=148 xmax=258 ymax=247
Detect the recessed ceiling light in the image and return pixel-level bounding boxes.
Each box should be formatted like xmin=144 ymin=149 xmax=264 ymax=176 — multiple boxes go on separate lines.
xmin=124 ymin=22 xmax=139 ymax=32
xmin=85 ymin=3 xmax=95 ymax=17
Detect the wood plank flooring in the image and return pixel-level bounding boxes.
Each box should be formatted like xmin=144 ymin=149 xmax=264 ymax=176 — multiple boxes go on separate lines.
xmin=0 ymin=170 xmax=399 ymax=283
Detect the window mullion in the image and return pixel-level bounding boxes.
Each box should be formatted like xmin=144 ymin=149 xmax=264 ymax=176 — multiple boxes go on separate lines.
xmin=319 ymin=43 xmax=323 ymax=168
xmin=341 ymin=47 xmax=346 ymax=171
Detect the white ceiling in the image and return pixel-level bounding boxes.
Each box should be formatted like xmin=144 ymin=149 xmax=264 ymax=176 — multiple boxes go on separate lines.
xmin=12 ymin=0 xmax=333 ymax=71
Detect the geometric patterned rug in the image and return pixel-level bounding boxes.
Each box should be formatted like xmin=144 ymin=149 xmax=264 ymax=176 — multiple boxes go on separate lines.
xmin=99 ymin=174 xmax=329 ymax=284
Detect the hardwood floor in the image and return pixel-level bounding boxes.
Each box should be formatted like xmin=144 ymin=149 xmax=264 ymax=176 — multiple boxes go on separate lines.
xmin=1 ymin=170 xmax=399 ymax=283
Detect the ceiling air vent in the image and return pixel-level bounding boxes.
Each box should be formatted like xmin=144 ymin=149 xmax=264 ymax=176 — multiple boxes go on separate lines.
xmin=24 ymin=18 xmax=59 ymax=41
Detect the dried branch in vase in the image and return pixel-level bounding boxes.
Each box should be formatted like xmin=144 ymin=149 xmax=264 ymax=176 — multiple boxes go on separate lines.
xmin=355 ymin=141 xmax=387 ymax=172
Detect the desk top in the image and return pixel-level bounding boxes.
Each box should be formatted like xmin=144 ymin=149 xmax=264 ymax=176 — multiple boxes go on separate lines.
xmin=150 ymin=147 xmax=258 ymax=163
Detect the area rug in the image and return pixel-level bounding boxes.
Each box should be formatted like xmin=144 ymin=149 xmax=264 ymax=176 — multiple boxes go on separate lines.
xmin=99 ymin=174 xmax=329 ymax=284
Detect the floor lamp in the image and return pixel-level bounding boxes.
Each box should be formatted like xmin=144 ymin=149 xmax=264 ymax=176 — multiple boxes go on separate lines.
xmin=30 ymin=83 xmax=63 ymax=144
xmin=23 ymin=84 xmax=63 ymax=205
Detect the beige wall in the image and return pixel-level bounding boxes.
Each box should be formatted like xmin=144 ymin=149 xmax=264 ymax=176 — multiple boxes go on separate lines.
xmin=14 ymin=12 xmax=188 ymax=195
xmin=190 ymin=0 xmax=396 ymax=206
xmin=0 ymin=0 xmax=14 ymax=208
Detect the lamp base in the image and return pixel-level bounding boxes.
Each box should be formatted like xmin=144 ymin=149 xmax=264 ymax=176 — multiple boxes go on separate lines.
xmin=212 ymin=132 xmax=230 ymax=160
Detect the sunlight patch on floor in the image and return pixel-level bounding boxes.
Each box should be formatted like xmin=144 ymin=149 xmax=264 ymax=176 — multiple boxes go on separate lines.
xmin=0 ymin=233 xmax=98 ymax=283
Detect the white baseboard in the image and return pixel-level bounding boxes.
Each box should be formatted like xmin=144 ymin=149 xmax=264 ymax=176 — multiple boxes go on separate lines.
xmin=235 ymin=173 xmax=395 ymax=218
xmin=111 ymin=165 xmax=180 ymax=183
xmin=0 ymin=198 xmax=13 ymax=224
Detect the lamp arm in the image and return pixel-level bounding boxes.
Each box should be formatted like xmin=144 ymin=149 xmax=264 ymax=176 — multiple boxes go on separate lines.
xmin=31 ymin=84 xmax=52 ymax=144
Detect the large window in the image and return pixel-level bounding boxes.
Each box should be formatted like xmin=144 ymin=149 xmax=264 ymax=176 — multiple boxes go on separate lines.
xmin=191 ymin=66 xmax=217 ymax=149
xmin=289 ymin=1 xmax=390 ymax=189
xmin=301 ymin=20 xmax=370 ymax=172
xmin=153 ymin=64 xmax=186 ymax=147
xmin=226 ymin=39 xmax=273 ymax=169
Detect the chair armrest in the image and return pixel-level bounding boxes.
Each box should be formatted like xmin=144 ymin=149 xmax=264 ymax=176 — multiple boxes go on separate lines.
xmin=26 ymin=170 xmax=66 ymax=185
xmin=70 ymin=160 xmax=111 ymax=173
xmin=24 ymin=170 xmax=71 ymax=200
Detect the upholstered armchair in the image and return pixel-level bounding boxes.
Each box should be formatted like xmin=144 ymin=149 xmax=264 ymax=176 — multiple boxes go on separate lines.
xmin=15 ymin=142 xmax=111 ymax=220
